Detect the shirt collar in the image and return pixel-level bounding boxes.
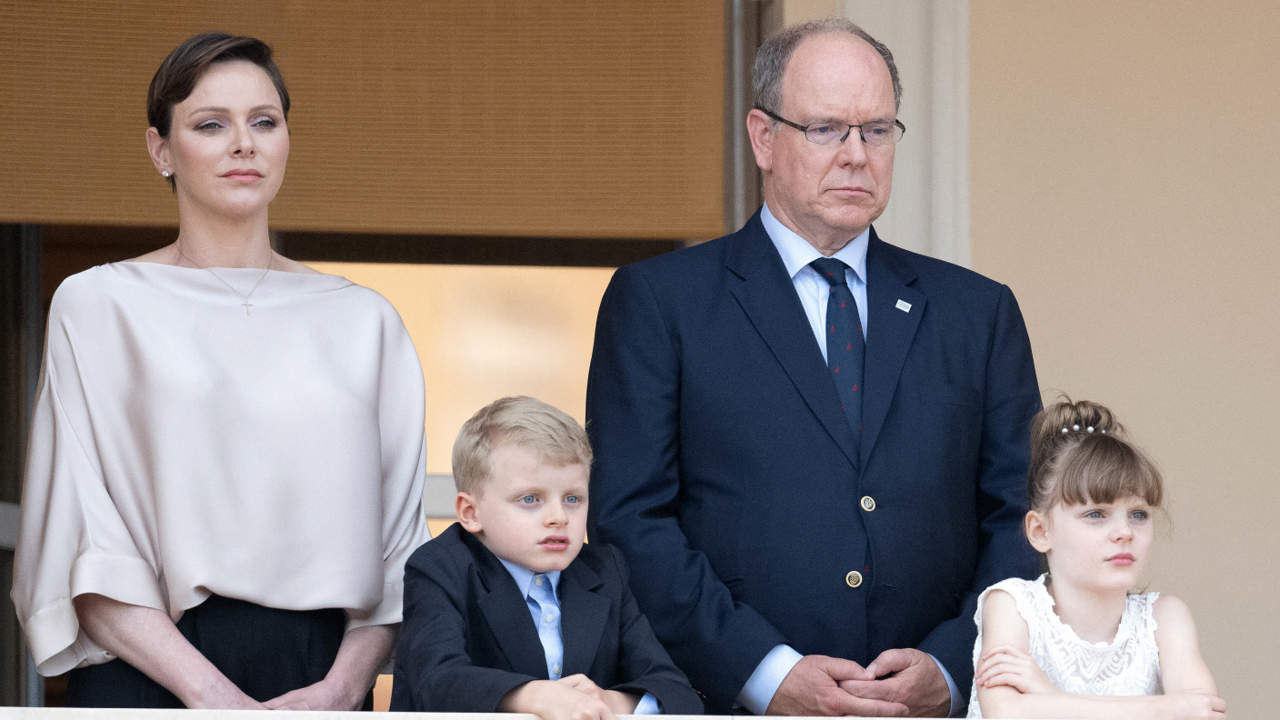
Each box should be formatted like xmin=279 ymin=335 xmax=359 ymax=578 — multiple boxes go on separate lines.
xmin=761 ymin=202 xmax=869 ymax=283
xmin=498 ymin=558 xmax=562 ymax=597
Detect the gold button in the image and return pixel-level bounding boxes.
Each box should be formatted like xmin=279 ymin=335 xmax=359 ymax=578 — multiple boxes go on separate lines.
xmin=845 ymin=570 xmax=863 ymax=588
xmin=860 ymin=495 xmax=876 ymax=512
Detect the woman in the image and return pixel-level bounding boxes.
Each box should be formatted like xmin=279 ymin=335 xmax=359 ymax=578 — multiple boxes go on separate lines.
xmin=12 ymin=33 xmax=428 ymax=709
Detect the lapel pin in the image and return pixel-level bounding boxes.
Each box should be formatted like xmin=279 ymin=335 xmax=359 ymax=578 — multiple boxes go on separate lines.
xmin=895 ymin=299 xmax=912 ymax=313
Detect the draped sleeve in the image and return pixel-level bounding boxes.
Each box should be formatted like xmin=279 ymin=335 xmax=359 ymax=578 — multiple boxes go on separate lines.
xmin=12 ymin=274 xmax=167 ymax=675
xmin=11 ymin=264 xmax=431 ymax=674
xmin=345 ymin=297 xmax=429 ymax=631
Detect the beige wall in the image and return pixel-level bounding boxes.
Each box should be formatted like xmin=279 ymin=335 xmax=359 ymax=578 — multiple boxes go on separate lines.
xmin=309 ymin=262 xmax=615 ymax=478
xmin=775 ymin=0 xmax=1277 ymax=712
xmin=971 ymin=2 xmax=1280 ymax=715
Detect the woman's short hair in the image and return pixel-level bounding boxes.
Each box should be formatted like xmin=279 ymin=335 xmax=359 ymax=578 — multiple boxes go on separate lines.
xmin=452 ymin=396 xmax=593 ymax=495
xmin=146 ymin=32 xmax=290 ymax=189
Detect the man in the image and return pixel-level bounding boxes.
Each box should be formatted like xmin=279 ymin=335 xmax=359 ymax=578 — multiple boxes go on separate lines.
xmin=585 ymin=18 xmax=1041 ymax=717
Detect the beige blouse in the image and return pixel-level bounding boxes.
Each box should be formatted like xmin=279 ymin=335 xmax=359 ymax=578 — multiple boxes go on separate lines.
xmin=12 ymin=262 xmax=429 ymax=676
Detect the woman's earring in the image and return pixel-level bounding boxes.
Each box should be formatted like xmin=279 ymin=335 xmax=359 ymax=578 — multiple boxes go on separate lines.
xmin=161 ymin=170 xmax=172 ymax=178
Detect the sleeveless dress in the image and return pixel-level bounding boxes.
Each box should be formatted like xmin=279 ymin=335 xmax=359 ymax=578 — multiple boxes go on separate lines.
xmin=966 ymin=574 xmax=1161 ymax=718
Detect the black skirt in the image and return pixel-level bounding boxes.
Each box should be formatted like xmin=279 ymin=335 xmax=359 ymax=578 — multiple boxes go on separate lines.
xmin=65 ymin=594 xmax=366 ymax=709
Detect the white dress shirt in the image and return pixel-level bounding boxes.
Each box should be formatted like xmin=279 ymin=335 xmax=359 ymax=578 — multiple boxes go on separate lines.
xmin=736 ymin=207 xmax=963 ymax=717
xmin=760 ymin=202 xmax=870 ymax=349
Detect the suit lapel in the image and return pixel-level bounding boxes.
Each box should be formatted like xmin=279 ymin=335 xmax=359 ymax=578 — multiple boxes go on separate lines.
xmin=861 ymin=230 xmax=925 ymax=468
xmin=726 ymin=214 xmax=860 ymax=468
xmin=470 ymin=536 xmax=552 ymax=678
xmin=558 ymin=559 xmax=609 ymax=676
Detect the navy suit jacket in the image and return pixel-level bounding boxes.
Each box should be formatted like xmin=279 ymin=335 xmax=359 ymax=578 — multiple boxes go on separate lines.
xmin=585 ymin=212 xmax=1041 ymax=712
xmin=389 ymin=523 xmax=702 ymax=714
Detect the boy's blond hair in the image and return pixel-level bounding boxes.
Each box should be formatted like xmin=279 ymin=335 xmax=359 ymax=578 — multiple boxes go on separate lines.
xmin=452 ymin=396 xmax=593 ymax=495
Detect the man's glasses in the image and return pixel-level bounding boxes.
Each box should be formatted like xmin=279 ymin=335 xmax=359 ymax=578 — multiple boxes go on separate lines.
xmin=758 ymin=107 xmax=905 ymax=147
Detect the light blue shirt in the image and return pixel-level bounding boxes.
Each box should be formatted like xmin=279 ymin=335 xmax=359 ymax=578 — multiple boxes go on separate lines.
xmin=499 ymin=559 xmax=660 ymax=715
xmin=760 ymin=202 xmax=869 ymax=349
xmin=737 ymin=207 xmax=963 ymax=717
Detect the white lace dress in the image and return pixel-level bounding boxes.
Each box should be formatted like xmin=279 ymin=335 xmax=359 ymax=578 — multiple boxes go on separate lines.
xmin=966 ymin=574 xmax=1161 ymax=718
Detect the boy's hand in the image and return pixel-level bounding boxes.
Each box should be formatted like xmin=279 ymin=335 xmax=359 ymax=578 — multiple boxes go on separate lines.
xmin=974 ymin=645 xmax=1056 ymax=695
xmin=599 ymin=690 xmax=640 ymax=714
xmin=558 ymin=674 xmax=604 ymax=695
xmin=500 ymin=679 xmax=618 ymax=720
xmin=557 ymin=675 xmax=639 ymax=715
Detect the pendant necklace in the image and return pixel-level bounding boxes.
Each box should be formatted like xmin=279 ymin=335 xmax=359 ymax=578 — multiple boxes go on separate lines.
xmin=176 ymin=244 xmax=273 ymax=316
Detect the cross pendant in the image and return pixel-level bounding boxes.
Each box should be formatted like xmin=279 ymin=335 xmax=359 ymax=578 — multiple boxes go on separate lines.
xmin=242 ymin=301 xmax=253 ymax=316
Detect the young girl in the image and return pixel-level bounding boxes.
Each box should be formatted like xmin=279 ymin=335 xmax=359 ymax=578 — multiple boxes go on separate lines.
xmin=967 ymin=399 xmax=1224 ymax=719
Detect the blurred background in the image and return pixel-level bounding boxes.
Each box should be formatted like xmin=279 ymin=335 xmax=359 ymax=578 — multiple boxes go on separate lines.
xmin=2 ymin=0 xmax=1276 ymax=714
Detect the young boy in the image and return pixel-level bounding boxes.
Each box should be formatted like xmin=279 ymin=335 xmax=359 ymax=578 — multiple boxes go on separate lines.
xmin=390 ymin=396 xmax=701 ymax=719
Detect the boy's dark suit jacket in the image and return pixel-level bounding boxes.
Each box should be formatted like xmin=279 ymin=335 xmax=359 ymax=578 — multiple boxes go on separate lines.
xmin=389 ymin=523 xmax=702 ymax=714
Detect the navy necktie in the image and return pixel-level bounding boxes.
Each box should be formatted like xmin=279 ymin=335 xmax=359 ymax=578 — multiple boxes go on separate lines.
xmin=810 ymin=257 xmax=864 ymax=457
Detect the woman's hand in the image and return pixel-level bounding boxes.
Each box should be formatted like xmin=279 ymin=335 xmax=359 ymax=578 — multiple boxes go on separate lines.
xmin=263 ymin=677 xmax=363 ymax=711
xmin=974 ymin=645 xmax=1057 ymax=695
xmin=190 ymin=682 xmax=265 ymax=710
xmin=262 ymin=624 xmax=395 ymax=710
xmin=73 ymin=594 xmax=263 ymax=709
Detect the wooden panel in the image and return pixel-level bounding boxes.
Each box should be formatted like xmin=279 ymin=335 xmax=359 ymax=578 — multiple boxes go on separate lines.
xmin=0 ymin=1 xmax=725 ymax=239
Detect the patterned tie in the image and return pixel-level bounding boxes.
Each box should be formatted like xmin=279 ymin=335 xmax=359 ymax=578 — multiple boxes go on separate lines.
xmin=527 ymin=573 xmax=563 ymax=679
xmin=810 ymin=257 xmax=864 ymax=459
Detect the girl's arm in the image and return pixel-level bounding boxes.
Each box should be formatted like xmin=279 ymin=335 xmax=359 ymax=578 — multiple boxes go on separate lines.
xmin=972 ymin=588 xmax=1055 ymax=715
xmin=975 ymin=590 xmax=1225 ymax=719
xmin=1153 ymin=594 xmax=1218 ymax=694
xmin=74 ymin=594 xmax=262 ymax=709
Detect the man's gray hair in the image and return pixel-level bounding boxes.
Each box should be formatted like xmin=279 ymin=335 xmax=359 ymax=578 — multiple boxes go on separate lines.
xmin=752 ymin=17 xmax=902 ymax=115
